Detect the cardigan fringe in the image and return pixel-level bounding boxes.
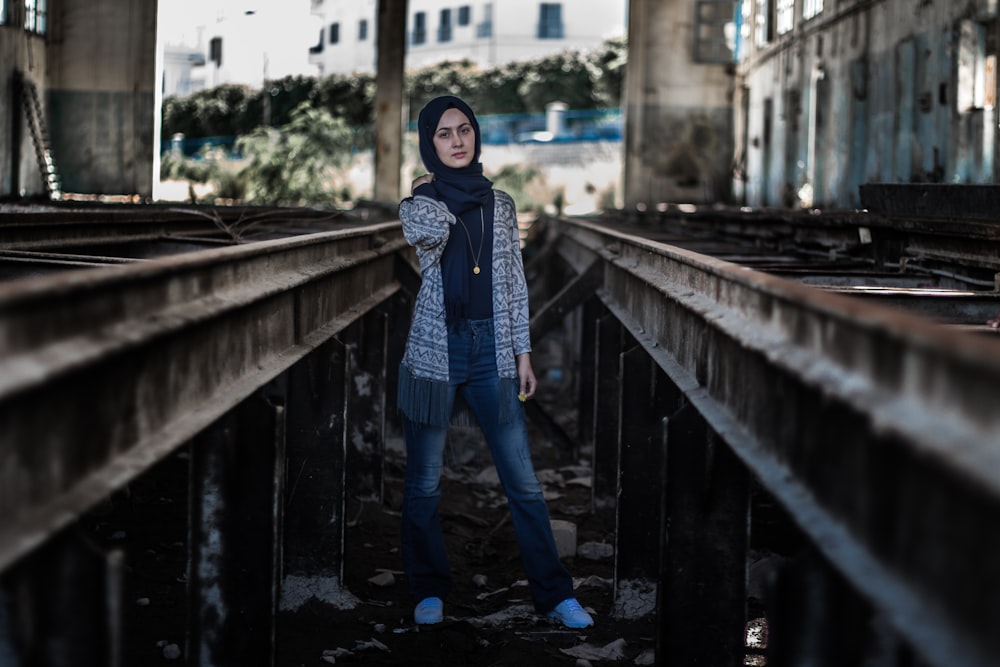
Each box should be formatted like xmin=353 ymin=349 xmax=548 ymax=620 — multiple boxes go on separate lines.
xmin=397 ymin=363 xmax=521 ymax=428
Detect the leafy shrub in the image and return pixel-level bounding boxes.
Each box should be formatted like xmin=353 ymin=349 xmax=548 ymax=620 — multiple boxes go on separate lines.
xmin=235 ymin=103 xmax=355 ymax=206
xmin=162 ymin=38 xmax=626 ymax=140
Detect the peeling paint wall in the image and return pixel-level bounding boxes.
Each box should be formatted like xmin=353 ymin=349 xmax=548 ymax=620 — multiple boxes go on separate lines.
xmin=735 ymin=0 xmax=999 ymax=209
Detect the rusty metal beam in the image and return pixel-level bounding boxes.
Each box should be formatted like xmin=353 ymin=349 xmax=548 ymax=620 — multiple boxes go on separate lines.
xmin=859 ymin=184 xmax=1000 ymax=227
xmin=529 ymin=259 xmax=603 ymax=342
xmin=659 ymin=406 xmax=749 ymax=666
xmin=278 ymin=336 xmax=350 ymax=617
xmin=188 ymin=393 xmax=281 ymax=666
xmin=590 ymin=313 xmax=624 ymax=504
xmin=0 ymin=222 xmax=406 ymax=572
xmin=557 ymin=217 xmax=1000 ymax=667
xmin=815 ymin=286 xmax=1000 ymax=324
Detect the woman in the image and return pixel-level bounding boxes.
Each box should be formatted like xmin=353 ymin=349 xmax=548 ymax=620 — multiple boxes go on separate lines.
xmin=396 ymin=95 xmax=594 ymax=629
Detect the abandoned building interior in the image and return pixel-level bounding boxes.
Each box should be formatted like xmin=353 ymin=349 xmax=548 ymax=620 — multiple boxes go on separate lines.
xmin=2 ymin=0 xmax=1000 ymax=665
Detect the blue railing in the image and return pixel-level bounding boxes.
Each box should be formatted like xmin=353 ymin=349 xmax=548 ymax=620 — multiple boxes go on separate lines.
xmin=165 ymin=108 xmax=623 ymax=157
xmin=410 ymin=107 xmax=623 ymax=145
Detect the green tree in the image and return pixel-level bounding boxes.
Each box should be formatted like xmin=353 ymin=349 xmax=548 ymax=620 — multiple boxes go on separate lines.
xmin=406 ymin=59 xmax=481 ymax=121
xmin=517 ymin=51 xmax=598 ymax=111
xmin=162 ymin=38 xmax=626 ymax=140
xmin=162 ymin=83 xmax=255 ymax=139
xmin=245 ymin=75 xmax=317 ymax=129
xmin=312 ymin=73 xmax=377 ymax=148
xmin=236 ymin=103 xmax=354 ymax=205
xmin=588 ymin=36 xmax=627 ymax=108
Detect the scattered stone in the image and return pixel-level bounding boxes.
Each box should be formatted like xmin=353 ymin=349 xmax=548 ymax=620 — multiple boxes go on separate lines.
xmin=474 ymin=466 xmax=500 ymax=486
xmin=560 ymin=638 xmax=627 ymax=661
xmin=536 ymin=469 xmax=565 ymax=486
xmin=362 ymin=637 xmax=389 ymax=652
xmin=466 ymin=603 xmax=538 ymax=627
xmin=472 ymin=573 xmax=489 ymax=588
xmin=550 ymin=520 xmax=577 ymax=559
xmin=634 ymin=648 xmax=656 ymax=665
xmin=368 ymin=571 xmax=395 ymax=587
xmin=542 ymin=489 xmax=565 ymax=501
xmin=559 ymin=465 xmax=592 ymax=481
xmin=475 ymin=586 xmax=509 ymax=601
xmin=578 ymin=574 xmax=613 ymax=590
xmin=373 ymin=623 xmax=386 ymax=634
xmin=162 ymin=643 xmax=181 ymax=660
xmin=577 ymin=541 xmax=614 ymax=561
xmin=612 ymin=580 xmax=656 ymax=620
xmin=322 ymin=648 xmax=352 ymax=660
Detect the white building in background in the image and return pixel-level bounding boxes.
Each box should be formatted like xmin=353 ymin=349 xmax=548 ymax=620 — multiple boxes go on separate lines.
xmin=162 ymin=45 xmax=207 ymax=98
xmin=159 ymin=0 xmax=321 ymax=98
xmin=308 ymin=0 xmax=627 ymax=76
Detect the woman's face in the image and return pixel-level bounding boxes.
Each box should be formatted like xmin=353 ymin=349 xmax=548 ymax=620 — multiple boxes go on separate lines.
xmin=433 ymin=107 xmax=475 ymax=169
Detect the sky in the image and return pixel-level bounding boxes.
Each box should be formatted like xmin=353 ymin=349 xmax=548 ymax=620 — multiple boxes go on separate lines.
xmin=159 ymin=0 xmax=322 ymax=83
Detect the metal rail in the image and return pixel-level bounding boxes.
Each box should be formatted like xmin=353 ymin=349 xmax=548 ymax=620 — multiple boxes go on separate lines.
xmin=2 ymin=205 xmax=999 ymax=665
xmin=551 ymin=217 xmax=1000 ymax=666
xmin=0 ymin=221 xmax=407 ymax=571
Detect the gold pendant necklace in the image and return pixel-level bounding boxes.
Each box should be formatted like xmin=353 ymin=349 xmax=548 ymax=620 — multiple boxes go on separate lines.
xmin=456 ymin=207 xmax=485 ymax=275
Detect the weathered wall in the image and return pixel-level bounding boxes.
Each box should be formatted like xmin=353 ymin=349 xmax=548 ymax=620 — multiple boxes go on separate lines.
xmin=0 ymin=23 xmax=48 ymax=198
xmin=622 ymin=0 xmax=736 ymax=208
xmin=46 ymin=0 xmax=158 ymax=196
xmin=736 ymin=0 xmax=998 ymax=209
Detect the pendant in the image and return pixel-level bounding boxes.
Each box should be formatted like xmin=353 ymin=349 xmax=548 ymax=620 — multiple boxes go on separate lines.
xmin=473 ymin=266 xmax=481 ymax=275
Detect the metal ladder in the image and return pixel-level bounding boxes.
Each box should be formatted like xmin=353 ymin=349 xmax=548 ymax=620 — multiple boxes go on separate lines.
xmin=17 ymin=72 xmax=62 ymax=200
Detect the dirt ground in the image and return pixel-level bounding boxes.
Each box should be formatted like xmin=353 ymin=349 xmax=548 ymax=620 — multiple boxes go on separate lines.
xmin=274 ymin=426 xmax=655 ymax=667
xmin=90 ymin=389 xmax=656 ymax=667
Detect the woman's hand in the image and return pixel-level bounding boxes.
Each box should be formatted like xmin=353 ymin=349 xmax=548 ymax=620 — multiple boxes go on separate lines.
xmin=516 ymin=353 xmax=537 ymax=401
xmin=411 ymin=172 xmax=435 ymax=194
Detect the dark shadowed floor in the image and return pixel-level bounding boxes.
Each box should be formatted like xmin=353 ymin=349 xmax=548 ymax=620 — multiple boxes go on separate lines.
xmin=275 ymin=422 xmax=657 ymax=667
xmin=91 ymin=390 xmax=657 ymax=667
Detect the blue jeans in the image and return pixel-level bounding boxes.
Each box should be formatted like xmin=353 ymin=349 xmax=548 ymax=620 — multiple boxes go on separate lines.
xmin=401 ymin=318 xmax=573 ymax=613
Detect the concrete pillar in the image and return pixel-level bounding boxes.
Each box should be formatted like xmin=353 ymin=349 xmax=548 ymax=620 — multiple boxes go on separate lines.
xmin=46 ymin=0 xmax=157 ymax=197
xmin=0 ymin=2 xmax=47 ymax=198
xmin=373 ymin=0 xmax=408 ymax=205
xmin=622 ymin=0 xmax=735 ymax=208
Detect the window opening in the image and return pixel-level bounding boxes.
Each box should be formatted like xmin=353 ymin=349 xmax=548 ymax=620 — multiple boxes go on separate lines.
xmin=776 ymin=0 xmax=793 ymax=35
xmin=538 ymin=3 xmax=564 ymax=39
xmin=803 ymin=0 xmax=823 ymax=20
xmin=477 ymin=3 xmax=493 ymax=38
xmin=439 ymin=8 xmax=452 ymax=42
xmin=25 ymin=0 xmax=46 ymax=35
xmin=413 ymin=11 xmax=427 ymax=45
xmin=695 ymin=0 xmax=738 ymax=63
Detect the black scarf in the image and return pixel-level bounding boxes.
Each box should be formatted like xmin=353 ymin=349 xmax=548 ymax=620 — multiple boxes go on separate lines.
xmin=417 ymin=96 xmax=495 ymax=323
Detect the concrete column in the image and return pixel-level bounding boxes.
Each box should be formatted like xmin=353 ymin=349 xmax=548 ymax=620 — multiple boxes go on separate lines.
xmin=373 ymin=0 xmax=408 ymax=205
xmin=622 ymin=0 xmax=735 ymax=209
xmin=46 ymin=0 xmax=157 ymax=197
xmin=0 ymin=2 xmax=47 ymax=198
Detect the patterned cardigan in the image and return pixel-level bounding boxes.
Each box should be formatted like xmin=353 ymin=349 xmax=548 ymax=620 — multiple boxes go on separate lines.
xmin=396 ymin=189 xmax=531 ymax=426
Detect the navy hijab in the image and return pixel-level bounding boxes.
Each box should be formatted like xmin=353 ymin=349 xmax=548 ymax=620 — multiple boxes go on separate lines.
xmin=416 ymin=95 xmax=495 ymax=322
xmin=417 ymin=96 xmax=494 ymax=215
